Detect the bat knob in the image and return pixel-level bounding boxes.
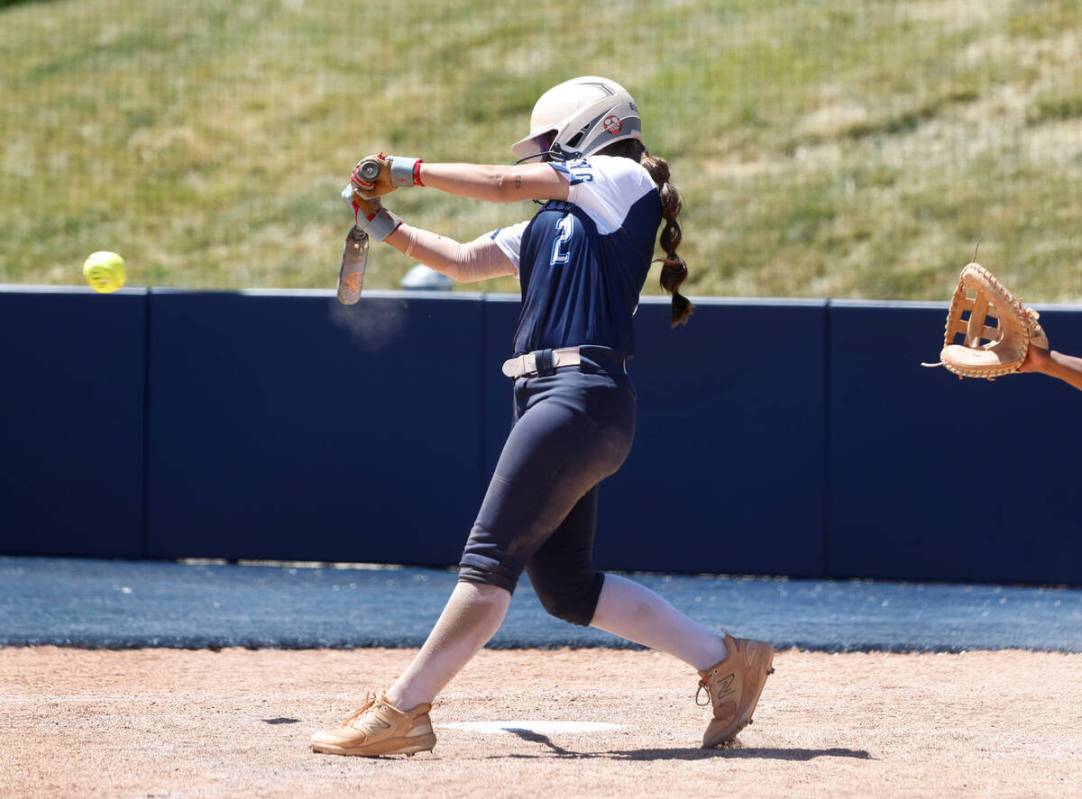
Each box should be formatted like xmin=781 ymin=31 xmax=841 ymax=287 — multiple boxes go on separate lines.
xmin=358 ymin=160 xmax=381 ymax=182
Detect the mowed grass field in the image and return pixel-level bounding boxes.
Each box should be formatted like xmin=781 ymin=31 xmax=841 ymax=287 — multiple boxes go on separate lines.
xmin=2 ymin=0 xmax=1081 ymax=300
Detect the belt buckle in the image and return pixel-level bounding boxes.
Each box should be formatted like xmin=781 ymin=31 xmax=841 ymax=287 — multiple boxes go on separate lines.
xmin=502 ymin=349 xmax=570 ymax=379
xmin=502 ymin=352 xmax=536 ymax=379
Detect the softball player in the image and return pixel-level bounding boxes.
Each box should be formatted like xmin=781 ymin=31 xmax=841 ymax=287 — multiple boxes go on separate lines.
xmin=312 ymin=77 xmax=774 ymax=757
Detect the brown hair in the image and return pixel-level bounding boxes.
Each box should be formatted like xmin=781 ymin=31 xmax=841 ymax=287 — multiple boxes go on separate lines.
xmin=598 ymin=139 xmax=693 ymax=327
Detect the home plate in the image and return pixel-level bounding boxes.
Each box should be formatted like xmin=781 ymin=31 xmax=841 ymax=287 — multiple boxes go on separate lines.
xmin=439 ymin=721 xmax=623 ymax=735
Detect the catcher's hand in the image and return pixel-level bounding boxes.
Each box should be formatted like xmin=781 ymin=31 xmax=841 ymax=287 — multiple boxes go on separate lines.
xmin=350 ymin=153 xmax=424 ymax=200
xmin=923 ymin=262 xmax=1049 ymax=380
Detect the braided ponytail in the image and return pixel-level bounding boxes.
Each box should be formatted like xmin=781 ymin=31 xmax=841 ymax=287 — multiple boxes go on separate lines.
xmin=640 ymin=151 xmax=692 ymax=327
xmin=598 ymin=139 xmax=693 ymax=327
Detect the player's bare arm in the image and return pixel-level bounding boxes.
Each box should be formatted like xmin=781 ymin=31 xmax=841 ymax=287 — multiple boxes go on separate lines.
xmin=384 ymin=224 xmax=517 ymax=283
xmin=1019 ymin=346 xmax=1082 ymax=391
xmin=351 ymin=156 xmax=570 ymax=204
xmin=337 ymin=158 xmax=565 ymax=293
xmin=418 ymin=162 xmax=570 ymax=203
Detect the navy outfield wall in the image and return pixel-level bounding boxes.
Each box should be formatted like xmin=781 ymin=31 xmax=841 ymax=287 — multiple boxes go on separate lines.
xmin=0 ymin=286 xmax=147 ymax=558
xmin=144 ymin=289 xmax=485 ymax=564
xmin=829 ymin=300 xmax=1082 ymax=585
xmin=2 ymin=286 xmax=1081 ymax=585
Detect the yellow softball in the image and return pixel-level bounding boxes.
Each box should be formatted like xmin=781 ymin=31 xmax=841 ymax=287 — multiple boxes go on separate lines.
xmin=83 ymin=251 xmax=127 ymax=293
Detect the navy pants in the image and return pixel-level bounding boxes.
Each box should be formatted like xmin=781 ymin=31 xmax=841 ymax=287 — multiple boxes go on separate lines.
xmin=458 ymin=347 xmax=636 ymax=626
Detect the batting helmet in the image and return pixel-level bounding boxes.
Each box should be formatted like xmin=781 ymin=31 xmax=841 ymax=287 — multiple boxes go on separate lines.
xmin=511 ymin=76 xmax=643 ymax=163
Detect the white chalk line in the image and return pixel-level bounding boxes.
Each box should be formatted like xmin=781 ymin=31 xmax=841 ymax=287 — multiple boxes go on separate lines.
xmin=438 ymin=720 xmax=623 ymax=735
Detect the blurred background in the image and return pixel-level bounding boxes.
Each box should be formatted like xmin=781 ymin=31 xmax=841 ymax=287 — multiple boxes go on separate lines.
xmin=2 ymin=0 xmax=1081 ymax=300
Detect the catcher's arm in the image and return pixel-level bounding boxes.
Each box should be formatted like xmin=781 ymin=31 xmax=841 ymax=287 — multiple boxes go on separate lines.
xmin=1019 ymin=347 xmax=1082 ymax=392
xmin=384 ymin=224 xmax=516 ymax=283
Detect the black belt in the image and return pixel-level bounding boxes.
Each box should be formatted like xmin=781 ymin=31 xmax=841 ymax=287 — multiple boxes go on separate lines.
xmin=501 ymin=346 xmax=627 ymax=378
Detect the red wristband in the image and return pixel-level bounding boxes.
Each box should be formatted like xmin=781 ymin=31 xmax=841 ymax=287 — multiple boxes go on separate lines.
xmin=413 ymin=159 xmax=425 ymax=187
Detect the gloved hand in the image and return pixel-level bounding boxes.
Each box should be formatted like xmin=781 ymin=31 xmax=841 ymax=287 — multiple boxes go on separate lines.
xmin=339 ymin=184 xmax=402 ymax=241
xmin=923 ymin=262 xmax=1049 ymax=379
xmin=350 ymin=153 xmax=424 ymax=200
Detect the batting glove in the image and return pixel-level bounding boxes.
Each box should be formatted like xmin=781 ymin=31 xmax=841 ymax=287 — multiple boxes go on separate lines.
xmin=340 ymin=185 xmax=402 ymax=241
xmin=350 ymin=153 xmax=424 ymax=199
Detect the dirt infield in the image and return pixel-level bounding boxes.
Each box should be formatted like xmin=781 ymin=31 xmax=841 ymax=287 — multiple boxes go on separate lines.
xmin=2 ymin=648 xmax=1080 ymax=798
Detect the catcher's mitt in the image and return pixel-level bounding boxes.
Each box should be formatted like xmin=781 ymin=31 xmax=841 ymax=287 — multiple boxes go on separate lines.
xmin=923 ymin=262 xmax=1048 ymax=379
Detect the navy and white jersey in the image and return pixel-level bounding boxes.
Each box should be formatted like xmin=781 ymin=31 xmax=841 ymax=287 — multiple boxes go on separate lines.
xmin=488 ymin=155 xmax=661 ymax=357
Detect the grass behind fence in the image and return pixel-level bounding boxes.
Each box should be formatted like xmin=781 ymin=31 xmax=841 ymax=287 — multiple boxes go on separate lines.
xmin=2 ymin=0 xmax=1081 ymax=300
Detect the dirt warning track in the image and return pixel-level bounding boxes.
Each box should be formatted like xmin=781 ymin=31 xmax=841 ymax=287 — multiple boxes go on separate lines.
xmin=2 ymin=647 xmax=1080 ymax=798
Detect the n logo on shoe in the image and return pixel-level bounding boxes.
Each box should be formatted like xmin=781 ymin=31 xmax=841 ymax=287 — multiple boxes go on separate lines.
xmin=713 ymin=673 xmax=735 ymax=699
xmin=356 ymin=716 xmax=392 ymax=733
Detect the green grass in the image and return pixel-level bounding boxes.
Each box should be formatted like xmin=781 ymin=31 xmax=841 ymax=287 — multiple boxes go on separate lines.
xmin=2 ymin=0 xmax=1082 ymax=301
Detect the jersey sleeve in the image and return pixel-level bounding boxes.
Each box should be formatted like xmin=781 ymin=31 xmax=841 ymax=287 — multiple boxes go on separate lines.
xmin=485 ymin=220 xmax=530 ymax=274
xmin=548 ymin=155 xmax=657 ymax=234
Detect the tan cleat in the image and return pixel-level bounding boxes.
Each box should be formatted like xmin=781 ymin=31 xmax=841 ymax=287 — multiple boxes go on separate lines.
xmin=696 ymin=634 xmax=775 ymax=748
xmin=311 ymin=691 xmax=436 ymax=757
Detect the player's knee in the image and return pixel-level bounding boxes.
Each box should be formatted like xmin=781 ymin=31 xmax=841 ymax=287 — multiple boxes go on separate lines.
xmin=532 ymin=571 xmax=604 ymax=627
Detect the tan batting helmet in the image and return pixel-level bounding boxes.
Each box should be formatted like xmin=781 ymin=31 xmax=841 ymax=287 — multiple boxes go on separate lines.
xmin=511 ymin=76 xmax=643 ymax=163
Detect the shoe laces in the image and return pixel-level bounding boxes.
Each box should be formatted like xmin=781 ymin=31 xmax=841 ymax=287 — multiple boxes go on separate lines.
xmin=696 ymin=663 xmax=733 ymax=707
xmin=340 ymin=691 xmax=378 ymax=727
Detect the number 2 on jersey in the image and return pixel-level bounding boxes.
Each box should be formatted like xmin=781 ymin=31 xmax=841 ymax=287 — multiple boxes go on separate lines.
xmin=550 ymin=215 xmax=574 ymax=267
